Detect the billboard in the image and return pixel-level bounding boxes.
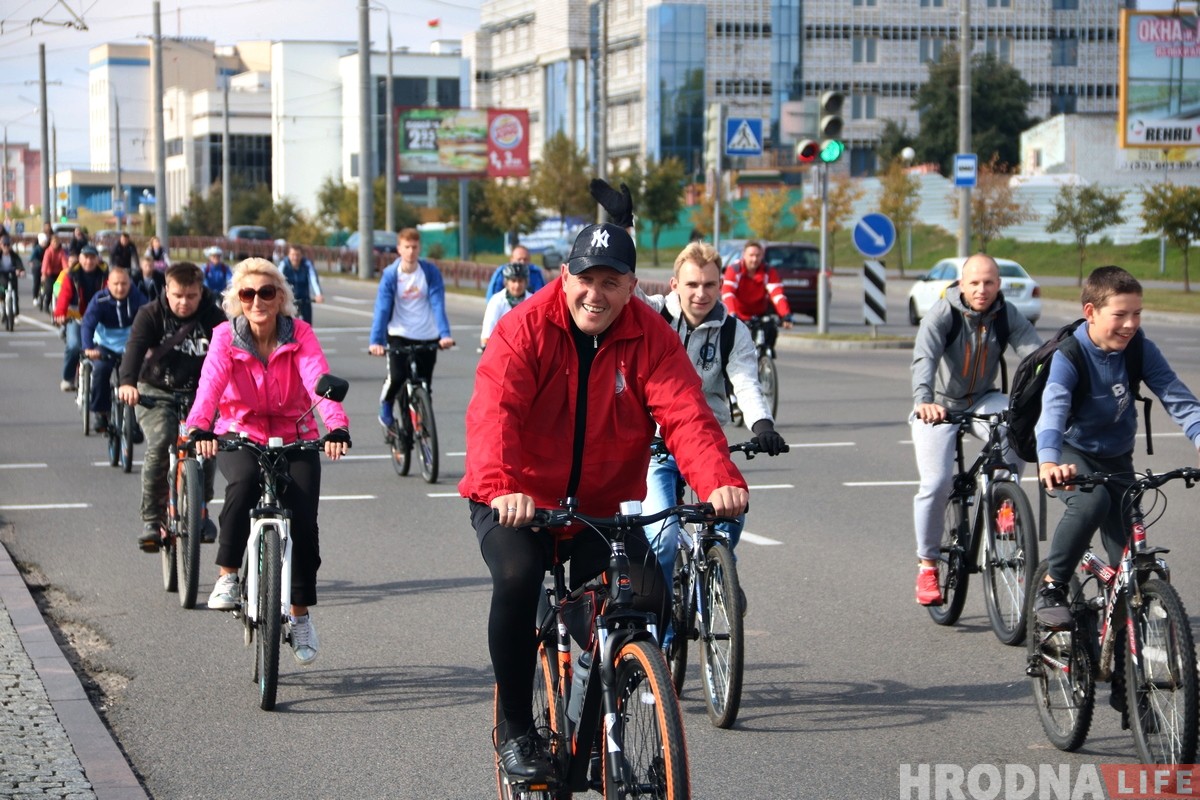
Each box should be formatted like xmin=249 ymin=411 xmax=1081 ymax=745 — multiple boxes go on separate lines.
xmin=396 ymin=108 xmax=530 ymax=178
xmin=1120 ymin=10 xmax=1200 ymax=148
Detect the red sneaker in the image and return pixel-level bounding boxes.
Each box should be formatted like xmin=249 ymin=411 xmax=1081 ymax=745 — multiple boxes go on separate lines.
xmin=916 ymin=567 xmax=942 ymax=606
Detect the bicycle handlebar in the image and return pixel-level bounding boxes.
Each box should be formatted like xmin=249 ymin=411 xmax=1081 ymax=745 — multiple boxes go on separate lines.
xmin=494 ymin=502 xmax=734 ymax=529
xmin=379 ymin=342 xmax=444 ymax=354
xmin=1054 ymin=468 xmax=1200 ymax=493
xmin=650 ymin=439 xmax=790 ymax=460
xmin=937 ymin=410 xmax=1010 ymax=427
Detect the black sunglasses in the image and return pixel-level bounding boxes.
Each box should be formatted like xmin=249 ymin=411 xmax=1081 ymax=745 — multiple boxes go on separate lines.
xmin=238 ymin=285 xmax=279 ymax=303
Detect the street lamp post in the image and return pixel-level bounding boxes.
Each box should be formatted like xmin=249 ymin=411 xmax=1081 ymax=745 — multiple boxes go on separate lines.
xmin=370 ymin=5 xmax=395 ymax=234
xmin=901 ymin=145 xmax=916 ymax=271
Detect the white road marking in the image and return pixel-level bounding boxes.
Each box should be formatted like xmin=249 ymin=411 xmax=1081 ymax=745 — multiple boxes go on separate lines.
xmin=208 ymin=494 xmax=376 ymax=505
xmin=740 ymin=532 xmax=783 ymax=546
xmin=788 ymin=442 xmax=855 ymax=448
xmin=427 ymin=492 xmax=460 ymax=498
xmin=0 ymin=463 xmax=48 ymax=469
xmin=750 ymin=484 xmax=795 ymax=490
xmin=0 ymin=503 xmax=90 ymax=510
xmin=330 ymin=295 xmax=370 ymax=305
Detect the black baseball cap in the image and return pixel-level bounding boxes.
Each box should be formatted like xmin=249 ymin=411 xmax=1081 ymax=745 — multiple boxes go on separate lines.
xmin=80 ymin=245 xmax=99 ymax=256
xmin=567 ymin=223 xmax=636 ymax=275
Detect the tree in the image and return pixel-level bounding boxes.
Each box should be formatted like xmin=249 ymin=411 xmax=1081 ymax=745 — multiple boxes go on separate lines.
xmin=913 ymin=48 xmax=1035 ymax=175
xmin=1045 ymin=184 xmax=1127 ymax=286
xmin=876 ymin=119 xmax=917 ymax=167
xmin=482 ymin=180 xmax=540 ymax=243
xmin=689 ymin=195 xmax=735 ymax=242
xmin=790 ymin=173 xmax=864 ymax=268
xmin=949 ymin=156 xmax=1035 ymax=253
xmin=640 ymin=157 xmax=687 ymax=265
xmin=529 ymin=131 xmax=594 ymax=232
xmin=1141 ymin=181 xmax=1200 ymax=292
xmin=877 ymin=159 xmax=922 ymax=274
xmin=435 ymin=178 xmax=498 ymax=240
xmin=315 ymin=175 xmax=419 ymax=235
xmin=745 ymin=189 xmax=791 ymax=242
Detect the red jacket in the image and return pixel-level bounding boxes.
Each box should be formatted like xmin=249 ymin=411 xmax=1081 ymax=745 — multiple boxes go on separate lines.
xmin=721 ymin=263 xmax=791 ymax=320
xmin=459 ymin=283 xmax=746 ymax=520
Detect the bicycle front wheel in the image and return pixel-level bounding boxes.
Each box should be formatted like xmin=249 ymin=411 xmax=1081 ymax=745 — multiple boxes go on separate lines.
xmin=120 ymin=401 xmax=135 ymax=473
xmin=700 ymin=543 xmax=744 ymax=728
xmin=160 ymin=524 xmax=177 ymax=593
xmin=494 ymin=640 xmax=566 ymax=800
xmin=666 ymin=550 xmax=691 ymax=696
xmin=982 ymin=481 xmax=1037 ymax=646
xmin=757 ymin=355 xmax=778 ymax=419
xmin=928 ymin=497 xmax=969 ymax=626
xmin=603 ymin=639 xmax=689 ymax=800
xmin=107 ymin=403 xmax=121 ymax=468
xmin=257 ymin=528 xmax=282 ymax=711
xmin=412 ymin=385 xmax=439 ymax=484
xmin=79 ymin=361 xmax=92 ymax=436
xmin=1127 ymin=578 xmax=1199 ymax=765
xmin=5 ymin=291 xmax=14 ymax=331
xmin=1027 ymin=561 xmax=1093 ymax=752
xmin=176 ymin=459 xmax=204 ymax=609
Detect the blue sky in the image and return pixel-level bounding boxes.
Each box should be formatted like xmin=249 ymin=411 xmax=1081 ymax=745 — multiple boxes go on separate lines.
xmin=0 ymin=0 xmax=481 ymax=169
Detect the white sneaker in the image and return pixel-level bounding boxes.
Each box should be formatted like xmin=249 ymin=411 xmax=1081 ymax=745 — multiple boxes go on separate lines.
xmin=60 ymin=380 xmax=75 ymax=392
xmin=207 ymin=573 xmax=239 ymax=611
xmin=288 ymin=614 xmax=319 ymax=665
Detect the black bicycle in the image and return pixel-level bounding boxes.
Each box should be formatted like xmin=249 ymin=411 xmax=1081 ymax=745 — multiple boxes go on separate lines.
xmin=2 ymin=270 xmax=20 ymax=332
xmin=1026 ymin=468 xmax=1200 ymax=765
xmin=494 ymin=498 xmax=710 ymax=800
xmin=96 ymin=352 xmax=135 ymax=472
xmin=928 ymin=410 xmax=1038 ymax=646
xmin=382 ymin=342 xmax=439 ymax=483
xmin=729 ymin=314 xmax=778 ymax=426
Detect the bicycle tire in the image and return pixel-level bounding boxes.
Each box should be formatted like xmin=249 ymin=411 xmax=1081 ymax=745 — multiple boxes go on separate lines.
xmin=4 ymin=291 xmax=14 ymax=332
xmin=667 ymin=549 xmax=691 ymax=696
xmin=1126 ymin=578 xmax=1199 ymax=765
xmin=602 ymin=639 xmax=689 ymax=800
xmin=79 ymin=361 xmax=92 ymax=436
xmin=107 ymin=402 xmax=121 ymax=468
xmin=412 ymin=385 xmax=439 ymax=484
xmin=160 ymin=524 xmax=177 ymax=593
xmin=700 ymin=543 xmax=744 ymax=728
xmin=120 ymin=399 xmax=135 ymax=473
xmin=1027 ymin=561 xmax=1093 ymax=752
xmin=756 ymin=355 xmax=778 ymax=419
xmin=927 ymin=497 xmax=969 ymax=626
xmin=257 ymin=527 xmax=282 ymax=711
xmin=390 ymin=402 xmax=411 ymax=478
xmin=982 ymin=481 xmax=1037 ymax=646
xmin=493 ymin=641 xmax=568 ymax=800
xmin=176 ymin=459 xmax=204 ymax=609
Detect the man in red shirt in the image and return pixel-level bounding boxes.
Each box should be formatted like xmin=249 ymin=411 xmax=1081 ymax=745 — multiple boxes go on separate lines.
xmin=722 ymin=240 xmax=792 ymax=322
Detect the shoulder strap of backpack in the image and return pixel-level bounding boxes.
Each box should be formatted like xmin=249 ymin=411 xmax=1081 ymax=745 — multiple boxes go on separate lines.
xmin=719 ymin=314 xmax=737 ymax=381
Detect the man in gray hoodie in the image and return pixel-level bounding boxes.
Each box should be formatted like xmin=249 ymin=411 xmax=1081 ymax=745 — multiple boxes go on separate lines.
xmin=910 ymin=253 xmax=1041 ymax=605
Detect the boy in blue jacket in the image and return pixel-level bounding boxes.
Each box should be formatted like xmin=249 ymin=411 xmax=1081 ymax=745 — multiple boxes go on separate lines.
xmin=80 ymin=267 xmax=147 ymax=432
xmin=1034 ymin=266 xmax=1200 ymax=628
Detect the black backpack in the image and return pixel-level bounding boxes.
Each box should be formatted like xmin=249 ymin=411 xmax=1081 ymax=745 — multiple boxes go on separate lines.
xmin=1006 ymin=318 xmax=1151 ymax=463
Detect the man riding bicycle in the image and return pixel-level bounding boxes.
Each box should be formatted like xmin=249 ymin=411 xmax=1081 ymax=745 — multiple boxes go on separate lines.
xmin=80 ymin=267 xmax=147 ymax=432
xmin=721 ymin=241 xmax=792 ymax=352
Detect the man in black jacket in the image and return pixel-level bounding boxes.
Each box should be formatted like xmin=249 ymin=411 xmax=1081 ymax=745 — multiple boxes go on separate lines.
xmin=117 ymin=262 xmax=227 ymax=550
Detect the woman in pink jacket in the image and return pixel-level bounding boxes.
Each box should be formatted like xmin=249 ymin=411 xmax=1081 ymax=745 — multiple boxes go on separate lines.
xmin=187 ymin=257 xmax=350 ymax=666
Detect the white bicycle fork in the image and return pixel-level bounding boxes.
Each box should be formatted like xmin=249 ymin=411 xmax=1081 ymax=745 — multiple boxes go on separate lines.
xmin=243 ymin=516 xmax=293 ymax=623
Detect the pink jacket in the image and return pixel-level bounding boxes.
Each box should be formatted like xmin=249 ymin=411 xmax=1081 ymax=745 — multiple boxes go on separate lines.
xmin=186 ymin=316 xmax=349 ymax=443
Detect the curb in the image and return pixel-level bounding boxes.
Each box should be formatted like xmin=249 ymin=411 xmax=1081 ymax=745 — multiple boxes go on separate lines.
xmin=0 ymin=547 xmax=147 ymax=800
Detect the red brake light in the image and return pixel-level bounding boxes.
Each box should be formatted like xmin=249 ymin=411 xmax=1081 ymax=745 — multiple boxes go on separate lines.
xmin=1032 ymin=286 xmax=1041 ymax=298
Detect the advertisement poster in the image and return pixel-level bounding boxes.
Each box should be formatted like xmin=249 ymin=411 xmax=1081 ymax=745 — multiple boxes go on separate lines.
xmin=397 ymin=108 xmax=529 ymax=178
xmin=1120 ymin=10 xmax=1200 ymax=148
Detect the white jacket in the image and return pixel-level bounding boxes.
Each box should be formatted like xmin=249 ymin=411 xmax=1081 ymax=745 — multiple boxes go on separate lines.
xmin=642 ymin=291 xmax=773 ymax=428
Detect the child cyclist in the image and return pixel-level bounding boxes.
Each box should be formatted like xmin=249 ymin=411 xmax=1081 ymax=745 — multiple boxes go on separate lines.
xmin=1034 ymin=266 xmax=1200 ymax=629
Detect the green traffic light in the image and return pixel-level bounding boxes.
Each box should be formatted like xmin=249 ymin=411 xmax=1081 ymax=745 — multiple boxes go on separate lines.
xmin=819 ymin=139 xmax=844 ymax=163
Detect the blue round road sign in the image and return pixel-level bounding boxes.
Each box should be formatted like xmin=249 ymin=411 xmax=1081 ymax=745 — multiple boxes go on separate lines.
xmin=853 ymin=212 xmax=896 ymax=259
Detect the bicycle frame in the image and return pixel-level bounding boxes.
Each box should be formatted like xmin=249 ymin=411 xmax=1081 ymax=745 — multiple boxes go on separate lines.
xmin=947 ymin=412 xmax=1020 ymax=572
xmin=240 ymin=440 xmax=295 ymax=625
xmin=746 ymin=314 xmax=778 ymax=360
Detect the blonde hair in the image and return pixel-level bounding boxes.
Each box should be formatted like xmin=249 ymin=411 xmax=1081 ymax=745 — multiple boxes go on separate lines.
xmin=222 ymin=257 xmax=298 ymax=318
xmin=673 ymin=241 xmax=721 ymax=277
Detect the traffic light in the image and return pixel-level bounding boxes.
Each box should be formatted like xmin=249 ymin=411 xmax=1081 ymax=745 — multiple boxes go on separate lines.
xmin=795 ymin=139 xmax=818 ymax=164
xmin=818 ymin=90 xmax=844 ymax=163
xmin=704 ymin=103 xmax=724 ymax=173
xmin=819 ymin=140 xmax=845 ymax=163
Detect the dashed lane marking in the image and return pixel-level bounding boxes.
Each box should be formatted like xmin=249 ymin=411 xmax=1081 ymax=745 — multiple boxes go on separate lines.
xmin=0 ymin=463 xmax=48 ymax=469
xmin=740 ymin=532 xmax=783 ymax=546
xmin=0 ymin=503 xmax=89 ymax=510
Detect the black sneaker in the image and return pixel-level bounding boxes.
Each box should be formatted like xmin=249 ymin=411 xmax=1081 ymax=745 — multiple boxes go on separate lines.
xmin=1034 ymin=581 xmax=1073 ymax=630
xmin=497 ymin=730 xmax=552 ymax=782
xmin=200 ymin=517 xmax=218 ymax=544
xmin=132 ymin=422 xmax=144 ymax=444
xmin=92 ymin=413 xmax=109 ymax=434
xmin=138 ymin=522 xmax=162 ymax=553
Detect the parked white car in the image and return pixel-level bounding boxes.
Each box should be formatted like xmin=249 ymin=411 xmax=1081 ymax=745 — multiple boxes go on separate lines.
xmin=907 ymin=257 xmax=1042 ymax=325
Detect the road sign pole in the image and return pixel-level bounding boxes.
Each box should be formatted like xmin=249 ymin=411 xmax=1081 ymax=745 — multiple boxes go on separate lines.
xmin=818 ymin=162 xmax=829 ymax=334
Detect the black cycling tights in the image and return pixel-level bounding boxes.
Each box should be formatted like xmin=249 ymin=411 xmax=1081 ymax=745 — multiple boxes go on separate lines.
xmin=471 ymin=501 xmax=667 ymax=740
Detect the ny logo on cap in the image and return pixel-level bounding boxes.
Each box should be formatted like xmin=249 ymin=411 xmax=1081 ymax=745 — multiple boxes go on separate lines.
xmin=590 ymin=228 xmax=610 ymax=249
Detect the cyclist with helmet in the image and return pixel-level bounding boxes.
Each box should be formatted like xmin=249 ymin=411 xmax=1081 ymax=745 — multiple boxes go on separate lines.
xmin=485 ymin=244 xmax=545 ymax=298
xmin=202 ymin=246 xmax=232 ymax=301
xmin=479 ymin=262 xmax=530 ymax=350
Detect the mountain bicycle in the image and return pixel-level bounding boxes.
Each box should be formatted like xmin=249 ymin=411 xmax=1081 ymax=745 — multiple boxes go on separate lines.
xmin=139 ymin=392 xmax=207 ymax=609
xmin=1 ymin=270 xmax=20 ymax=332
xmin=1026 ymin=467 xmax=1200 ymax=765
xmin=217 ymin=374 xmax=349 ymax=711
xmin=650 ymin=439 xmax=788 ymax=729
xmin=494 ymin=498 xmax=709 ymax=800
xmin=382 ymin=342 xmax=439 ymax=483
xmin=96 ymin=352 xmax=131 ymax=470
xmin=928 ymin=409 xmax=1038 ymax=646
xmin=76 ymin=355 xmax=93 ymax=436
xmin=728 ymin=314 xmax=779 ymax=426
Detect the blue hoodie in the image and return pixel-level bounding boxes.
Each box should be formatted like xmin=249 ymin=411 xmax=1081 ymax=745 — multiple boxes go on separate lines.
xmin=81 ymin=284 xmax=148 ymax=354
xmin=369 ymin=259 xmax=452 ymax=344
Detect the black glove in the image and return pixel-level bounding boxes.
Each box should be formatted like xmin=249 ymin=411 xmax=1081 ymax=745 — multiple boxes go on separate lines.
xmin=589 ymin=179 xmax=635 ymax=228
xmin=324 ymin=427 xmax=352 ymax=446
xmin=750 ymin=421 xmax=787 ymax=456
xmin=188 ymin=428 xmax=217 ymax=442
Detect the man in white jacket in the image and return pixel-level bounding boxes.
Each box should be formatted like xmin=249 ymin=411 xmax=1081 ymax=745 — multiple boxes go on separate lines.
xmin=640 ymin=241 xmax=786 ymax=612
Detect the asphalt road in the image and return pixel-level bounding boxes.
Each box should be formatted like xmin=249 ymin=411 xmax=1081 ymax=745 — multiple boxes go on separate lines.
xmin=1 ymin=273 xmax=1199 ymax=799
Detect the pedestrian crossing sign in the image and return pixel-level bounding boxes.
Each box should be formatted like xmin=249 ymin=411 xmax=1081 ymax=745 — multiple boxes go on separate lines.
xmin=725 ymin=118 xmax=764 ymax=157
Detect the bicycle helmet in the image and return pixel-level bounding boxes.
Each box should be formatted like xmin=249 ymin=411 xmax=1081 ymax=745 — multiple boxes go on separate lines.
xmin=502 ymin=262 xmax=528 ymax=281
xmin=204 ymin=246 xmax=223 ymax=258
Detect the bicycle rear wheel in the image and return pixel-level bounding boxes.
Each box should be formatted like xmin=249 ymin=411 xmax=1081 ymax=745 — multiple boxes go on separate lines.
xmin=700 ymin=543 xmax=744 ymax=729
xmin=757 ymin=355 xmax=778 ymax=419
xmin=412 ymin=385 xmax=439 ymax=484
xmin=1126 ymin=578 xmax=1199 ymax=765
xmin=79 ymin=361 xmax=92 ymax=436
xmin=257 ymin=528 xmax=282 ymax=711
xmin=666 ymin=550 xmax=691 ymax=696
xmin=107 ymin=403 xmax=121 ymax=468
xmin=493 ymin=640 xmax=567 ymax=800
xmin=982 ymin=481 xmax=1037 ymax=646
xmin=120 ymin=400 xmax=135 ymax=473
xmin=927 ymin=497 xmax=969 ymax=626
xmin=160 ymin=524 xmax=177 ymax=593
xmin=176 ymin=459 xmax=204 ymax=609
xmin=1027 ymin=561 xmax=1093 ymax=751
xmin=603 ymin=639 xmax=689 ymax=800
xmin=5 ymin=290 xmax=15 ymax=331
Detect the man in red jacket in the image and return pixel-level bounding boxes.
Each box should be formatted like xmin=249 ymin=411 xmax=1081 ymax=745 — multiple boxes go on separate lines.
xmin=460 ymin=221 xmax=748 ymax=783
xmin=721 ymin=240 xmax=792 ymax=351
